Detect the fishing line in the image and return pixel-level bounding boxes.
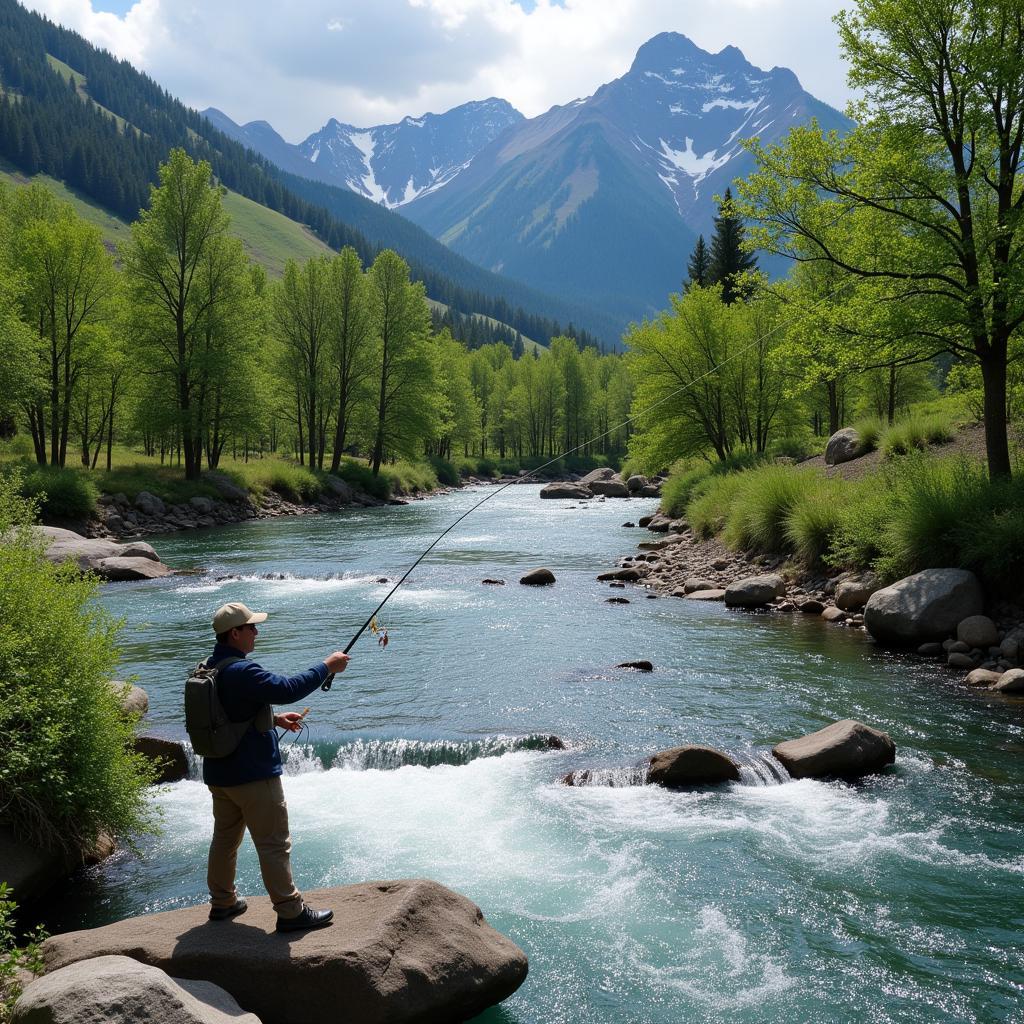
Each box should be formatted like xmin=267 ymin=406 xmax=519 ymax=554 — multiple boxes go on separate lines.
xmin=321 ymin=278 xmax=855 ymax=691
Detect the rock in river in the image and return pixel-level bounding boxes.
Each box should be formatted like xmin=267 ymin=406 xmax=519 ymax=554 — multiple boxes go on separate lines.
xmin=772 ymin=719 xmax=896 ymax=779
xmin=520 ymin=568 xmax=556 ymax=586
xmin=37 ymin=526 xmax=171 ymax=581
xmin=134 ymin=734 xmax=190 ymax=783
xmin=724 ymin=575 xmax=786 ymax=608
xmin=13 ymin=954 xmax=259 ymax=1024
xmin=863 ymin=569 xmax=984 ymax=645
xmin=648 ymin=745 xmax=740 ymax=787
xmin=540 ymin=482 xmax=592 ymax=500
xmin=956 ymin=615 xmax=999 ymax=650
xmin=617 ymin=661 xmax=654 ymax=672
xmin=40 ymin=880 xmax=528 ymax=1024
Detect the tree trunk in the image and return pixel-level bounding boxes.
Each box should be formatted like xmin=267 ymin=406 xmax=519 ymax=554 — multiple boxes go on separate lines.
xmin=979 ymin=346 xmax=1012 ymax=480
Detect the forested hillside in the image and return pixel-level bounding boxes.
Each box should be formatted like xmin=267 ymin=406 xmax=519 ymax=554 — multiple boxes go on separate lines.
xmin=0 ymin=0 xmax=608 ymax=348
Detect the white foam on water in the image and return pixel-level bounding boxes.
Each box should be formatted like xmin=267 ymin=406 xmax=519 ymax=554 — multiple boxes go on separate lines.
xmin=636 ymin=906 xmax=796 ymax=1009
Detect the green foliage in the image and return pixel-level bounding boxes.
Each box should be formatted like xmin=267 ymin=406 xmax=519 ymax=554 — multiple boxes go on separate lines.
xmin=687 ymin=473 xmax=746 ymax=538
xmin=427 ymin=456 xmax=460 ymax=487
xmin=660 ymin=452 xmax=765 ymax=518
xmin=722 ymin=464 xmax=822 ymax=552
xmin=851 ymin=416 xmax=885 ymax=454
xmin=99 ymin=464 xmax=226 ymax=506
xmin=0 ymin=474 xmax=157 ymax=853
xmin=771 ymin=436 xmax=821 ymax=461
xmin=384 ymin=460 xmax=439 ymax=496
xmin=784 ymin=476 xmax=846 ymax=564
xmin=881 ymin=414 xmax=954 ymax=457
xmin=333 ymin=458 xmax=391 ymax=500
xmin=15 ymin=464 xmax=98 ymax=519
xmin=231 ymin=460 xmax=323 ymax=503
xmin=0 ymin=883 xmax=47 ymax=1023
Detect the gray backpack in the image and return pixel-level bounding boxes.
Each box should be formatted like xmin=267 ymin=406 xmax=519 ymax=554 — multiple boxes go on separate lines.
xmin=184 ymin=656 xmax=273 ymax=758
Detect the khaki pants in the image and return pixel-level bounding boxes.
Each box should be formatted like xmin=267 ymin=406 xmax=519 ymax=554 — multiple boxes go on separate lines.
xmin=207 ymin=776 xmax=304 ymax=919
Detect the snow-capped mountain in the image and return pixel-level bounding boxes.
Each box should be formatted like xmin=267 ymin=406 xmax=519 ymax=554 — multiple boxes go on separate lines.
xmin=401 ymin=33 xmax=850 ymax=322
xmin=203 ymin=99 xmax=523 ymax=209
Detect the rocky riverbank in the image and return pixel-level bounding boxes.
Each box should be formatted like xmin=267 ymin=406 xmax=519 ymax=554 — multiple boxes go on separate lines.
xmin=599 ymin=509 xmax=1024 ymax=695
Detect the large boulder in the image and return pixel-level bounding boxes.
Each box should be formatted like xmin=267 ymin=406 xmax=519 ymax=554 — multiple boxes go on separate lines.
xmin=109 ymin=681 xmax=148 ymax=717
xmin=133 ymin=491 xmax=166 ymax=517
xmin=625 ymin=475 xmax=648 ymax=493
xmin=15 ymin=957 xmax=232 ymax=1022
xmin=590 ymin=476 xmax=629 ymax=498
xmin=683 ymin=578 xmax=717 ymax=594
xmin=863 ymin=569 xmax=984 ymax=645
xmin=13 ymin=954 xmax=259 ymax=1024
xmin=825 ymin=427 xmax=862 ymax=466
xmin=134 ymin=735 xmax=190 ymax=783
xmin=41 ymin=881 xmax=527 ymax=1024
xmin=95 ymin=556 xmax=172 ymax=581
xmin=205 ymin=472 xmax=250 ymax=504
xmin=0 ymin=826 xmax=73 ymax=906
xmin=579 ymin=467 xmax=617 ymax=487
xmin=994 ymin=668 xmax=1024 ymax=693
xmin=772 ymin=719 xmax=896 ymax=779
xmin=520 ymin=568 xmax=556 ymax=586
xmin=835 ymin=576 xmax=879 ymax=611
xmin=648 ymin=745 xmax=740 ymax=787
xmin=597 ymin=567 xmax=646 ymax=582
xmin=323 ymin=476 xmax=356 ymax=503
xmin=36 ymin=528 xmax=170 ymax=582
xmin=539 ymin=482 xmax=592 ymax=500
xmin=724 ymin=575 xmax=786 ymax=608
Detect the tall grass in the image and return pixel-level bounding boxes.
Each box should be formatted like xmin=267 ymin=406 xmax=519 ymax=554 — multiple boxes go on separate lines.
xmin=688 ymin=473 xmax=746 ymax=538
xmin=784 ymin=476 xmax=846 ymax=564
xmin=721 ymin=465 xmax=824 ymax=553
xmin=851 ymin=416 xmax=886 ymax=455
xmin=881 ymin=413 xmax=954 ymax=457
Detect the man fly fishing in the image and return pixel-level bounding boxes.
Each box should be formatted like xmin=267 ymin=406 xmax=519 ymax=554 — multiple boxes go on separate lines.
xmin=191 ymin=601 xmax=350 ymax=932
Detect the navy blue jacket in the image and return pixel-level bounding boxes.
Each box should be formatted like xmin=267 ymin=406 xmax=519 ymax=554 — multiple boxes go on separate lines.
xmin=201 ymin=642 xmax=329 ymax=787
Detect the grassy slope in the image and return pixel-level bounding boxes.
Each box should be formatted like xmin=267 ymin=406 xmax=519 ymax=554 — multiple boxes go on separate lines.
xmin=426 ymin=298 xmax=545 ymax=354
xmin=0 ymin=158 xmax=331 ymax=272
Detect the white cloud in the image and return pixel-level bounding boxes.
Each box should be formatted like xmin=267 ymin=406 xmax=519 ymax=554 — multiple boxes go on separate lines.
xmin=21 ymin=0 xmax=851 ymax=141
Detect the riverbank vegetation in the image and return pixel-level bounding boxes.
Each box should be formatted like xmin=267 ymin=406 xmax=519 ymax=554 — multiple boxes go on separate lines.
xmin=0 ymin=474 xmax=156 ymax=852
xmin=0 ymin=148 xmax=631 ymax=513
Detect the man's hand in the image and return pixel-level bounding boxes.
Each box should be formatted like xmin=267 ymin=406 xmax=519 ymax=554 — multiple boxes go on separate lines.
xmin=325 ymin=651 xmax=350 ymax=674
xmin=275 ymin=712 xmax=304 ymax=733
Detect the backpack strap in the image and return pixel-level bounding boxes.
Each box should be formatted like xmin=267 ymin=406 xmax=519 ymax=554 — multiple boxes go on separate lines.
xmin=210 ymin=656 xmax=273 ymax=734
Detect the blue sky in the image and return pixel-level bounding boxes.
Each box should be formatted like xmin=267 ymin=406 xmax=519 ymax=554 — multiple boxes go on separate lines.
xmin=25 ymin=1 xmax=851 ymax=141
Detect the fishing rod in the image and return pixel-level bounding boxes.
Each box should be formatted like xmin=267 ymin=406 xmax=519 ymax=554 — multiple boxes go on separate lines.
xmin=321 ymin=279 xmax=855 ymax=691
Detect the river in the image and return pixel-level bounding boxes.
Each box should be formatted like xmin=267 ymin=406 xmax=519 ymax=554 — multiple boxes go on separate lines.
xmin=43 ymin=485 xmax=1024 ymax=1022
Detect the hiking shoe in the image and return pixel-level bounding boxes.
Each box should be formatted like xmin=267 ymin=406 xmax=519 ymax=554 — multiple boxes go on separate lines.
xmin=275 ymin=904 xmax=334 ymax=933
xmin=209 ymin=898 xmax=247 ymax=921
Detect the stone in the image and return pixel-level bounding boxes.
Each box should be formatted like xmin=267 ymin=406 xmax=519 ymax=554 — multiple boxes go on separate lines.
xmin=41 ymin=881 xmax=527 ymax=1024
xmin=579 ymin=467 xmax=618 ymax=487
xmin=683 ymin=578 xmax=717 ymax=594
xmin=189 ymin=496 xmax=215 ymax=515
xmin=957 ymin=615 xmax=999 ymax=650
xmin=622 ymin=522 xmax=636 ymax=528
xmin=108 ymin=681 xmax=148 ymax=718
xmin=638 ymin=515 xmax=654 ymax=528
xmin=724 ymin=575 xmax=784 ymax=608
xmin=205 ymin=472 xmax=250 ymax=503
xmin=685 ymin=589 xmax=726 ymax=601
xmin=626 ymin=475 xmax=648 ymax=493
xmin=948 ymin=640 xmax=970 ymax=653
xmin=835 ymin=576 xmax=879 ymax=612
xmin=12 ymin=954 xmax=261 ymax=1024
xmin=821 ymin=606 xmax=847 ymax=623
xmin=994 ymin=668 xmax=1024 ymax=693
xmin=609 ymin=582 xmax=626 ymax=588
xmin=825 ymin=427 xmax=862 ymax=466
xmin=947 ymin=652 xmax=977 ymax=669
xmin=481 ymin=578 xmax=505 ymax=585
xmin=647 ymin=745 xmax=740 ymax=787
xmin=617 ymin=661 xmax=653 ymax=672
xmin=133 ymin=491 xmax=166 ymax=516
xmin=597 ymin=567 xmax=646 ymax=582
xmin=711 ymin=558 xmax=731 ymax=571
xmin=95 ymin=556 xmax=172 ymax=581
xmin=639 ymin=484 xmax=662 ymax=498
xmin=588 ymin=474 xmax=629 ymax=498
xmin=520 ymin=568 xmax=556 ymax=586
xmin=965 ymin=668 xmax=1002 ymax=688
xmin=134 ymin=735 xmax=190 ymax=783
xmin=863 ymin=569 xmax=984 ymax=645
xmin=772 ymin=720 xmax=896 ymax=779
xmin=539 ymin=482 xmax=592 ymax=500
xmin=646 ymin=515 xmax=671 ymax=533
xmin=799 ymin=599 xmax=826 ymax=614
xmin=917 ymin=642 xmax=944 ymax=657
xmin=323 ymin=476 xmax=355 ymax=502
xmin=605 ymin=597 xmax=630 ymax=604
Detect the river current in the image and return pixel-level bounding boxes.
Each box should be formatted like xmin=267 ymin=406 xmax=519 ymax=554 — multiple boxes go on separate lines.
xmin=47 ymin=485 xmax=1024 ymax=1022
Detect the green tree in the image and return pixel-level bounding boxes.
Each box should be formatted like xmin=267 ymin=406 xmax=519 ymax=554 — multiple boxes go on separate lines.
xmin=366 ymin=250 xmax=436 ymax=474
xmin=685 ymin=234 xmax=712 ymax=291
xmin=120 ymin=149 xmax=239 ymax=480
xmin=709 ymin=188 xmax=757 ymax=304
xmin=737 ymin=0 xmax=1024 ymax=478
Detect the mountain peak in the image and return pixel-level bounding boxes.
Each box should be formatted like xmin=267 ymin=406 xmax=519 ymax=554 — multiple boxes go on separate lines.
xmin=629 ymin=32 xmax=705 ymax=73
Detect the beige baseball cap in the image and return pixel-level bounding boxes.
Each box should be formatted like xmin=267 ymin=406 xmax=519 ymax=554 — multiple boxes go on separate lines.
xmin=212 ymin=602 xmax=268 ymax=634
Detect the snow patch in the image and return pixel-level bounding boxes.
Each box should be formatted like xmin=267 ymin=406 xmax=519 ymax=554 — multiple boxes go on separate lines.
xmin=702 ymin=98 xmax=761 ymax=114
xmin=348 ymin=130 xmax=388 ymax=205
xmin=658 ymin=137 xmax=734 ymax=182
xmin=310 ymin=146 xmax=320 ymax=164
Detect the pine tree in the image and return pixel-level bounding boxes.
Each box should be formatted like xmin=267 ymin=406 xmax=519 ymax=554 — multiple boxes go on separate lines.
xmin=709 ymin=188 xmax=757 ymax=304
xmin=685 ymin=235 xmax=711 ymax=291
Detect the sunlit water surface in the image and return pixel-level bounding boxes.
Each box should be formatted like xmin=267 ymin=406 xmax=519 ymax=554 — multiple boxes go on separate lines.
xmin=44 ymin=486 xmax=1024 ymax=1022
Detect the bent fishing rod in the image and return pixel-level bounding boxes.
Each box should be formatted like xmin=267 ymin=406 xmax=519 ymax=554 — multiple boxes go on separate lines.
xmin=321 ymin=279 xmax=856 ymax=692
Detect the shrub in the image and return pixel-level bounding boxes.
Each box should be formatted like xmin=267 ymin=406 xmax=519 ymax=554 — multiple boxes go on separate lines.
xmin=385 ymin=460 xmax=439 ymax=496
xmin=16 ymin=465 xmax=98 ymax=519
xmin=722 ymin=464 xmax=821 ymax=553
xmin=852 ymin=416 xmax=885 ymax=455
xmin=687 ymin=473 xmax=745 ymax=538
xmin=660 ymin=461 xmax=713 ymax=518
xmin=0 ymin=884 xmax=46 ymax=1019
xmin=0 ymin=474 xmax=157 ymax=854
xmin=771 ymin=435 xmax=821 ymax=461
xmin=427 ymin=456 xmax=460 ymax=487
xmin=785 ymin=476 xmax=846 ymax=564
xmin=882 ymin=414 xmax=954 ymax=457
xmin=334 ymin=457 xmax=391 ymax=500
xmin=100 ymin=464 xmax=224 ymax=505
